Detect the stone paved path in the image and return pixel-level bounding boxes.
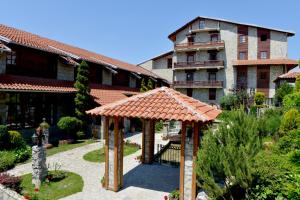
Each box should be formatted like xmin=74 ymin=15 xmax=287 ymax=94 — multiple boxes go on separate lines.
xmin=8 ymin=133 xmax=179 ymax=200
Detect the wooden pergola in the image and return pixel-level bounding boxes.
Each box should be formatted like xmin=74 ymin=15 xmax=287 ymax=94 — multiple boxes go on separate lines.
xmin=87 ymin=87 xmax=221 ymax=200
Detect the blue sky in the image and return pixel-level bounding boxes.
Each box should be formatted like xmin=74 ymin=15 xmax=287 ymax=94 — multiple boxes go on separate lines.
xmin=0 ymin=0 xmax=299 ymax=65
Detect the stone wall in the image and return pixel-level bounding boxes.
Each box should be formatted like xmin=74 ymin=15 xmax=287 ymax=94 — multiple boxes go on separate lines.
xmin=248 ymin=27 xmax=258 ymax=60
xmin=247 ymin=66 xmax=257 ymax=93
xmin=0 ymin=184 xmax=24 ymax=200
xmin=57 ymin=61 xmax=74 ymax=81
xmin=183 ymin=127 xmax=194 ymax=200
xmin=269 ymin=65 xmax=284 ymax=98
xmin=270 ymin=31 xmax=288 ymax=58
xmin=32 ymin=146 xmax=47 ymax=188
xmin=108 ymin=119 xmax=115 ymax=188
xmin=0 ymin=53 xmax=6 ymax=74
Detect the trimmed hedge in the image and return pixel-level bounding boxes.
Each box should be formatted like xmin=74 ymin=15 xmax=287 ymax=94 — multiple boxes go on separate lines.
xmin=0 ymin=151 xmax=16 ymax=172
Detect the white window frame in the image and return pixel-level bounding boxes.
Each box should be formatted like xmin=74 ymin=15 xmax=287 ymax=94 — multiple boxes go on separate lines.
xmin=260 ymin=51 xmax=267 ymax=59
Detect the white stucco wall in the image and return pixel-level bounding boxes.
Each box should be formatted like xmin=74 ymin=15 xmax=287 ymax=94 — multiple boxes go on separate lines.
xmin=57 ymin=61 xmax=74 ymax=81
xmin=0 ymin=53 xmax=6 ymax=74
xmin=102 ymin=69 xmax=112 ymax=85
xmin=269 ymin=65 xmax=284 ymax=98
xmin=270 ymin=31 xmax=288 ymax=58
xmin=139 ymin=60 xmax=153 ymax=71
xmin=248 ymin=27 xmax=258 ymax=60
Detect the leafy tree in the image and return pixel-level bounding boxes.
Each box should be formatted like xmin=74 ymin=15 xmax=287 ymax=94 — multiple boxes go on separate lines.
xmin=279 ymin=109 xmax=300 ymax=134
xmin=275 ymin=82 xmax=294 ymax=105
xmin=140 ymin=78 xmax=148 ymax=92
xmin=57 ymin=116 xmax=82 ymax=139
xmin=283 ymin=92 xmax=300 ymax=108
xmin=196 ymin=109 xmax=262 ymax=199
xmin=294 ymin=75 xmax=300 ymax=93
xmin=147 ymin=79 xmax=153 ymax=90
xmin=74 ymin=61 xmax=91 ymax=122
xmin=254 ymin=92 xmax=265 ymax=106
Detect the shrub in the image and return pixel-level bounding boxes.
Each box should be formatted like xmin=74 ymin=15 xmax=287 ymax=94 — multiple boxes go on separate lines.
xmin=289 ymin=150 xmax=300 ymax=166
xmin=0 ymin=125 xmax=9 ymax=150
xmin=14 ymin=146 xmax=31 ymax=163
xmin=294 ymin=75 xmax=300 ymax=93
xmin=275 ymin=82 xmax=293 ymax=105
xmin=220 ymin=94 xmax=238 ymax=110
xmin=258 ymin=108 xmax=282 ymax=137
xmin=168 ymin=189 xmax=180 ymax=200
xmin=8 ymin=131 xmax=26 ymax=149
xmin=0 ymin=173 xmax=22 ymax=193
xmin=283 ymin=92 xmax=300 ymax=108
xmin=279 ymin=109 xmax=300 ymax=134
xmin=277 ymin=129 xmax=300 ymax=153
xmin=57 ymin=116 xmax=82 ymax=139
xmin=76 ymin=131 xmax=85 ymax=139
xmin=254 ymin=92 xmax=265 ymax=106
xmin=47 ymin=170 xmax=66 ymax=182
xmin=0 ymin=151 xmax=16 ymax=172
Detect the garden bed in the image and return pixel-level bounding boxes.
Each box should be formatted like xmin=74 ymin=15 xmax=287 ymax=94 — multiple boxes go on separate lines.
xmin=83 ymin=141 xmax=140 ymax=163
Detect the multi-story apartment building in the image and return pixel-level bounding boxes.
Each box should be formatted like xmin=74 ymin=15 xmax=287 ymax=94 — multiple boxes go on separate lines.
xmin=0 ymin=24 xmax=166 ymax=130
xmin=140 ymin=16 xmax=298 ymax=105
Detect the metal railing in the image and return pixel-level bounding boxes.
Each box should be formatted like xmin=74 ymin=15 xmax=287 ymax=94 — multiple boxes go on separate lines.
xmin=174 ymin=40 xmax=225 ymax=50
xmin=154 ymin=142 xmax=180 ymax=166
xmin=173 ymin=80 xmax=223 ymax=88
xmin=174 ymin=60 xmax=224 ymax=68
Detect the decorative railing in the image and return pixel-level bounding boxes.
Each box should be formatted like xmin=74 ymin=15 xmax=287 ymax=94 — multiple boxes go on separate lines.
xmin=174 ymin=40 xmax=225 ymax=50
xmin=173 ymin=80 xmax=223 ymax=88
xmin=174 ymin=60 xmax=224 ymax=68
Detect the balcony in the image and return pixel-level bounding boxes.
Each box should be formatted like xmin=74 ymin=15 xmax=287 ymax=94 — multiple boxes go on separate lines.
xmin=174 ymin=40 xmax=225 ymax=52
xmin=174 ymin=60 xmax=224 ymax=70
xmin=173 ymin=80 xmax=223 ymax=89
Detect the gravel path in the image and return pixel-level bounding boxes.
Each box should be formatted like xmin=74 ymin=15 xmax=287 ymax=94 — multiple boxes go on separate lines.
xmin=8 ymin=133 xmax=179 ymax=200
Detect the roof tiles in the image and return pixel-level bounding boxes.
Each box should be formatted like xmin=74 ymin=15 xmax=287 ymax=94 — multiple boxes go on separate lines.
xmin=87 ymin=87 xmax=221 ymax=122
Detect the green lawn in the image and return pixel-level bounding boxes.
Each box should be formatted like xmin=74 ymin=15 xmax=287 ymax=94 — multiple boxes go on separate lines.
xmin=83 ymin=144 xmax=140 ymax=163
xmin=46 ymin=139 xmax=96 ymax=157
xmin=21 ymin=171 xmax=83 ymax=200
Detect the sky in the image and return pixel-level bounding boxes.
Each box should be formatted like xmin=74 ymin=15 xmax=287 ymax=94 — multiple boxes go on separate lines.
xmin=0 ymin=0 xmax=299 ymax=66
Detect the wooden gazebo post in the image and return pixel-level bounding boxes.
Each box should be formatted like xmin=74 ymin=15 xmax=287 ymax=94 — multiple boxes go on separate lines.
xmin=180 ymin=121 xmax=200 ymax=200
xmin=104 ymin=116 xmax=124 ymax=191
xmin=142 ymin=119 xmax=155 ymax=164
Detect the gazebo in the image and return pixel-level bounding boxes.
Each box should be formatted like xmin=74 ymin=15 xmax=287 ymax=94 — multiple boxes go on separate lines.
xmin=87 ymin=87 xmax=221 ymax=200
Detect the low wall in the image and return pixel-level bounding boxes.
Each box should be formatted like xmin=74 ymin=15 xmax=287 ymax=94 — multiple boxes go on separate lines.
xmin=0 ymin=184 xmax=24 ymax=200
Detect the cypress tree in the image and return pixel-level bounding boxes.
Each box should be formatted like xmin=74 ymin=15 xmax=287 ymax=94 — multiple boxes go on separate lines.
xmin=147 ymin=79 xmax=153 ymax=90
xmin=74 ymin=61 xmax=91 ymax=123
xmin=140 ymin=78 xmax=148 ymax=92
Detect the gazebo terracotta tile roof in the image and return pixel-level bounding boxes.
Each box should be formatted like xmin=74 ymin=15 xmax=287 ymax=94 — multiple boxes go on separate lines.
xmin=274 ymin=71 xmax=300 ymax=82
xmin=87 ymin=87 xmax=221 ymax=122
xmin=233 ymin=58 xmax=298 ymax=67
xmin=0 ymin=75 xmax=138 ymax=105
xmin=0 ymin=24 xmax=159 ymax=78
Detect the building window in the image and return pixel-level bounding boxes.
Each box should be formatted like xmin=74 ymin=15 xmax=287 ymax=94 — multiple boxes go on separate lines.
xmin=239 ymin=52 xmax=246 ymax=60
xmin=6 ymin=51 xmax=16 ymax=65
xmin=208 ymin=50 xmax=218 ymax=60
xmin=199 ymin=20 xmax=205 ymax=29
xmin=187 ymin=88 xmax=193 ymax=97
xmin=209 ymin=88 xmax=216 ymax=100
xmin=210 ymin=34 xmax=219 ymax=42
xmin=187 ymin=35 xmax=194 ymax=44
xmin=239 ymin=35 xmax=246 ymax=43
xmin=186 ymin=71 xmax=194 ymax=81
xmin=260 ymin=51 xmax=267 ymax=59
xmin=260 ymin=34 xmax=268 ymax=41
xmin=167 ymin=58 xmax=172 ymax=69
xmin=186 ymin=52 xmax=195 ymax=63
xmin=208 ymin=72 xmax=217 ymax=81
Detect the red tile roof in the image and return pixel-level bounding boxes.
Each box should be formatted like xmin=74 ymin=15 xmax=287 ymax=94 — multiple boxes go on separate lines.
xmin=233 ymin=59 xmax=298 ymax=66
xmin=274 ymin=71 xmax=300 ymax=82
xmin=0 ymin=75 xmax=138 ymax=105
xmin=87 ymin=87 xmax=221 ymax=122
xmin=0 ymin=24 xmax=159 ymax=78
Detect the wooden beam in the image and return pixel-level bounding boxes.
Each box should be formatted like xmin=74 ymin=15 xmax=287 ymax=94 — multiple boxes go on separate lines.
xmin=192 ymin=122 xmax=200 ymax=199
xmin=104 ymin=117 xmax=109 ymax=189
xmin=149 ymin=120 xmax=155 ymax=163
xmin=141 ymin=119 xmax=145 ymax=163
xmin=180 ymin=121 xmax=186 ymax=200
xmin=113 ymin=116 xmax=119 ymax=191
xmin=120 ymin=118 xmax=124 ymax=188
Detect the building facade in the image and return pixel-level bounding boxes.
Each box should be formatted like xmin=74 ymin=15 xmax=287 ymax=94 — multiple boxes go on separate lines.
xmin=0 ymin=24 xmax=166 ymax=131
xmin=140 ymin=16 xmax=298 ymax=105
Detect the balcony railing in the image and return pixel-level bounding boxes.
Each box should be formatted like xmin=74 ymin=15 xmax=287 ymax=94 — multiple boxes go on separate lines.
xmin=173 ymin=80 xmax=223 ymax=88
xmin=174 ymin=40 xmax=225 ymax=51
xmin=174 ymin=60 xmax=224 ymax=69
